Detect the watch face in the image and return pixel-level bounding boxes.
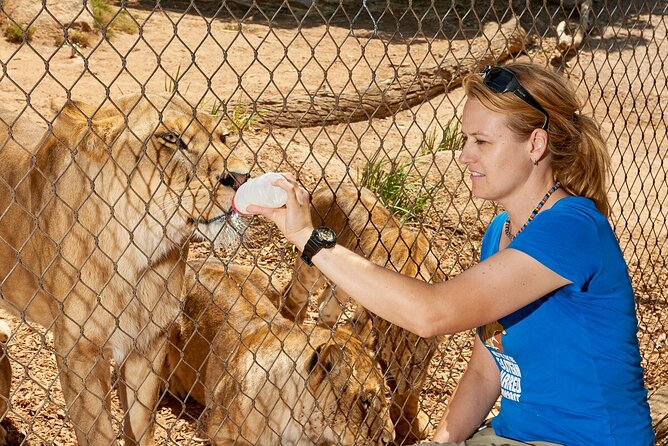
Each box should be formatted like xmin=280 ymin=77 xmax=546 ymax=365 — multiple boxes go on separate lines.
xmin=315 ymin=227 xmax=337 ymax=245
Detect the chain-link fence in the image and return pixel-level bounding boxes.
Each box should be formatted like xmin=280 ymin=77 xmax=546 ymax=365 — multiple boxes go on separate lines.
xmin=0 ymin=0 xmax=666 ymax=445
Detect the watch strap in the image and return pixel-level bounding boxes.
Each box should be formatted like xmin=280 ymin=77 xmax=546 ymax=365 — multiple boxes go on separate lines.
xmin=300 ymin=237 xmax=319 ymax=266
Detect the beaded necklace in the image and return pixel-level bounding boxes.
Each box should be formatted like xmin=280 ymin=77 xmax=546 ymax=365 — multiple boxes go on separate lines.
xmin=504 ymin=181 xmax=562 ymax=241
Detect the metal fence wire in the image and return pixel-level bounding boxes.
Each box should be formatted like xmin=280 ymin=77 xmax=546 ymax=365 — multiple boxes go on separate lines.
xmin=0 ymin=0 xmax=666 ymax=445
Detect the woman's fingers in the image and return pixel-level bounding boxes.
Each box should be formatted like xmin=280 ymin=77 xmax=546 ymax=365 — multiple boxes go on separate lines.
xmin=247 ymin=173 xmax=294 ymax=216
xmin=246 ymin=172 xmax=313 ymax=242
xmin=295 ymin=185 xmax=309 ymax=207
xmin=273 ymin=173 xmax=300 ymax=200
xmin=270 ymin=173 xmax=310 ymax=208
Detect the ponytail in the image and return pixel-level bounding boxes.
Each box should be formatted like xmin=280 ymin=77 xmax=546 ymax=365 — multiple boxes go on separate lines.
xmin=552 ymin=113 xmax=611 ymax=217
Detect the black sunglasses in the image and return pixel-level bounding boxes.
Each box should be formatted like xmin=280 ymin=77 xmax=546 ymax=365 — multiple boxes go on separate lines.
xmin=480 ymin=66 xmax=550 ymax=130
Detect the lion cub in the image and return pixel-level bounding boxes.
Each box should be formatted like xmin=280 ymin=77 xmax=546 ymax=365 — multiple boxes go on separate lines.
xmin=165 ymin=259 xmax=395 ymax=446
xmin=283 ymin=185 xmax=445 ymax=443
xmin=0 ymin=320 xmax=12 ymax=446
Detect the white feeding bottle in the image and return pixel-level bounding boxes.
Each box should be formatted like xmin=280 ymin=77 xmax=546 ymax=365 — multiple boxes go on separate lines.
xmin=232 ymin=172 xmax=288 ymax=215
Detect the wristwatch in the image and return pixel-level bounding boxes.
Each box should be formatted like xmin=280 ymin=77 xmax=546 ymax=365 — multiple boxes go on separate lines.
xmin=300 ymin=227 xmax=337 ymax=266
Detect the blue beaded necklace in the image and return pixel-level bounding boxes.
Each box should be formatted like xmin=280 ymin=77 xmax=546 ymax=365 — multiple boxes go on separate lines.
xmin=504 ymin=181 xmax=562 ymax=241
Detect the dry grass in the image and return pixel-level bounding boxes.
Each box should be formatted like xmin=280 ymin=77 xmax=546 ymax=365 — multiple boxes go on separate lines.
xmin=3 ymin=24 xmax=34 ymax=44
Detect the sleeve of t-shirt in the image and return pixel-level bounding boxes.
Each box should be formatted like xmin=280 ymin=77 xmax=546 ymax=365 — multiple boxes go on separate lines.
xmin=507 ymin=205 xmax=600 ymax=290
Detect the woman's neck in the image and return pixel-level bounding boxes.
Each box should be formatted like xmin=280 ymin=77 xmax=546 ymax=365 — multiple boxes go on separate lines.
xmin=502 ymin=178 xmax=565 ymax=237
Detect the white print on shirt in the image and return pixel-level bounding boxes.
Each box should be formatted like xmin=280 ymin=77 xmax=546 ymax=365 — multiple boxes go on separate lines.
xmin=491 ymin=350 xmax=522 ymax=402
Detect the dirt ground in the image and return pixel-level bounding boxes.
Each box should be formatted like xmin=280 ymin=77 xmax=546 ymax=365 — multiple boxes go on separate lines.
xmin=0 ymin=1 xmax=665 ymax=444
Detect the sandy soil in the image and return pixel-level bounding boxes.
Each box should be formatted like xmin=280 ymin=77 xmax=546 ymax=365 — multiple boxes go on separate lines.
xmin=0 ymin=1 xmax=665 ymax=444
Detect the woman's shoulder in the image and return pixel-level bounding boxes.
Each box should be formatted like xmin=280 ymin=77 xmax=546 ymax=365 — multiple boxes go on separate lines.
xmin=512 ymin=196 xmax=615 ymax=285
xmin=530 ymin=195 xmax=615 ymax=249
xmin=546 ymin=195 xmax=607 ymax=225
xmin=552 ymin=195 xmax=597 ymax=212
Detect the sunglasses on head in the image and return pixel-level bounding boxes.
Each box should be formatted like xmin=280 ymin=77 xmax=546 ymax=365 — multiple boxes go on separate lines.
xmin=480 ymin=66 xmax=550 ymax=130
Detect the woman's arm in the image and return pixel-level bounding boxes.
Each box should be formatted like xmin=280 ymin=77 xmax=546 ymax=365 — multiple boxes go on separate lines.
xmin=297 ymin=241 xmax=569 ymax=337
xmin=251 ymin=175 xmax=572 ymax=337
xmin=430 ymin=334 xmax=501 ymax=443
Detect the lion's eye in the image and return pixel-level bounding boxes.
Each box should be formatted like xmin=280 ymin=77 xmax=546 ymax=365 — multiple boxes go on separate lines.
xmin=160 ymin=132 xmax=188 ymax=150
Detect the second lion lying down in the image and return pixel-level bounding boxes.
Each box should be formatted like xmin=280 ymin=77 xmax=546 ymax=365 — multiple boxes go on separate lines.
xmin=164 ymin=258 xmax=395 ymax=446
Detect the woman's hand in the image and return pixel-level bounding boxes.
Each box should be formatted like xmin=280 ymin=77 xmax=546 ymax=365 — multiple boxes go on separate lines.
xmin=246 ymin=173 xmax=314 ymax=250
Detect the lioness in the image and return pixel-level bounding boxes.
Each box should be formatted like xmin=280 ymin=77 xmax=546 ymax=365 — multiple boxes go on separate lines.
xmin=165 ymin=259 xmax=395 ymax=445
xmin=0 ymin=96 xmax=250 ymax=445
xmin=283 ymin=184 xmax=444 ymax=443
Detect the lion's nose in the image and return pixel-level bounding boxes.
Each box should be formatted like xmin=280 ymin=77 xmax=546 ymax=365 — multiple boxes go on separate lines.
xmin=219 ymin=172 xmax=249 ymax=191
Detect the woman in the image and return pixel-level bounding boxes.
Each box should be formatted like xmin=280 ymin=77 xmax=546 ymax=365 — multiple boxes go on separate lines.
xmin=250 ymin=63 xmax=654 ymax=446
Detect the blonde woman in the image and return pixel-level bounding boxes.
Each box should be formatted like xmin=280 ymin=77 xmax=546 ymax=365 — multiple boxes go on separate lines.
xmin=252 ymin=63 xmax=654 ymax=446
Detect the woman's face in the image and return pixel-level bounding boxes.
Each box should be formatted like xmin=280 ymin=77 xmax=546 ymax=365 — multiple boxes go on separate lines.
xmin=459 ymin=97 xmax=531 ymax=202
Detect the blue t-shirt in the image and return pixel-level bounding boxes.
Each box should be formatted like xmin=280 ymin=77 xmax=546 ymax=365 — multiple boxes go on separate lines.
xmin=478 ymin=196 xmax=654 ymax=446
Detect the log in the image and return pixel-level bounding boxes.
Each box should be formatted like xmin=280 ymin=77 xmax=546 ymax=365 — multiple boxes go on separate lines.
xmin=254 ymin=18 xmax=529 ymax=128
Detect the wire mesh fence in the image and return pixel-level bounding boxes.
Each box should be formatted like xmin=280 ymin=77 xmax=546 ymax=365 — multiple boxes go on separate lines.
xmin=0 ymin=0 xmax=666 ymax=444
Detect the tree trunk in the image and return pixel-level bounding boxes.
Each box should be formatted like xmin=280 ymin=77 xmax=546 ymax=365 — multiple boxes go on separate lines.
xmin=254 ymin=18 xmax=529 ymax=128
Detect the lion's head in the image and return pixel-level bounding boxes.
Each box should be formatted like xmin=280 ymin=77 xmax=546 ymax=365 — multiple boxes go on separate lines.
xmin=43 ymin=93 xmax=251 ymax=258
xmin=305 ymin=331 xmax=395 ymax=445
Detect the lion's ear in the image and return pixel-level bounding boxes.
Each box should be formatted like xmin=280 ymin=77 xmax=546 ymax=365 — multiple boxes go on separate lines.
xmin=306 ymin=342 xmax=344 ymax=392
xmin=51 ymin=100 xmax=124 ymax=162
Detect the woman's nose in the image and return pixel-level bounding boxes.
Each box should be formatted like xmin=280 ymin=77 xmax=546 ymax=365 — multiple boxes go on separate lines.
xmin=458 ymin=144 xmax=471 ymax=165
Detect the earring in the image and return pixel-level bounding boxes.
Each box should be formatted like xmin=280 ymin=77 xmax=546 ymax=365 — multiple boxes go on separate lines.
xmin=532 ymin=158 xmax=539 ymax=166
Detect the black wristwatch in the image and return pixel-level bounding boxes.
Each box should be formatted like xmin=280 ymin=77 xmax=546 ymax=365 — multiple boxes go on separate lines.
xmin=300 ymin=227 xmax=337 ymax=266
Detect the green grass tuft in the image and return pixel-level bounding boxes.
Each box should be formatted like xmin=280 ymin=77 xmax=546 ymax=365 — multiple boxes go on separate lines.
xmin=420 ymin=119 xmax=465 ymax=156
xmin=226 ymin=98 xmax=264 ymax=134
xmin=197 ymin=97 xmax=264 ymax=133
xmin=4 ymin=24 xmax=34 ymax=43
xmin=164 ymin=65 xmax=191 ymax=94
xmin=360 ymin=155 xmax=437 ymax=224
xmin=91 ymin=0 xmax=138 ymax=36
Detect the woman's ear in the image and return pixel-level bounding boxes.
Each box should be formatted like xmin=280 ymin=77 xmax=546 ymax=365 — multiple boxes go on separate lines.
xmin=528 ymin=128 xmax=549 ymax=164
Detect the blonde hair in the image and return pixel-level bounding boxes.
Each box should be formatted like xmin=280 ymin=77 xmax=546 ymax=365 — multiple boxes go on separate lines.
xmin=463 ymin=62 xmax=611 ymax=217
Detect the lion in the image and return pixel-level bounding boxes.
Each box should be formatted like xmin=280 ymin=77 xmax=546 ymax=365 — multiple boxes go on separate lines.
xmin=0 ymin=320 xmax=11 ymax=446
xmin=0 ymin=95 xmax=250 ymax=445
xmin=164 ymin=258 xmax=396 ymax=446
xmin=282 ymin=184 xmax=445 ymax=444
